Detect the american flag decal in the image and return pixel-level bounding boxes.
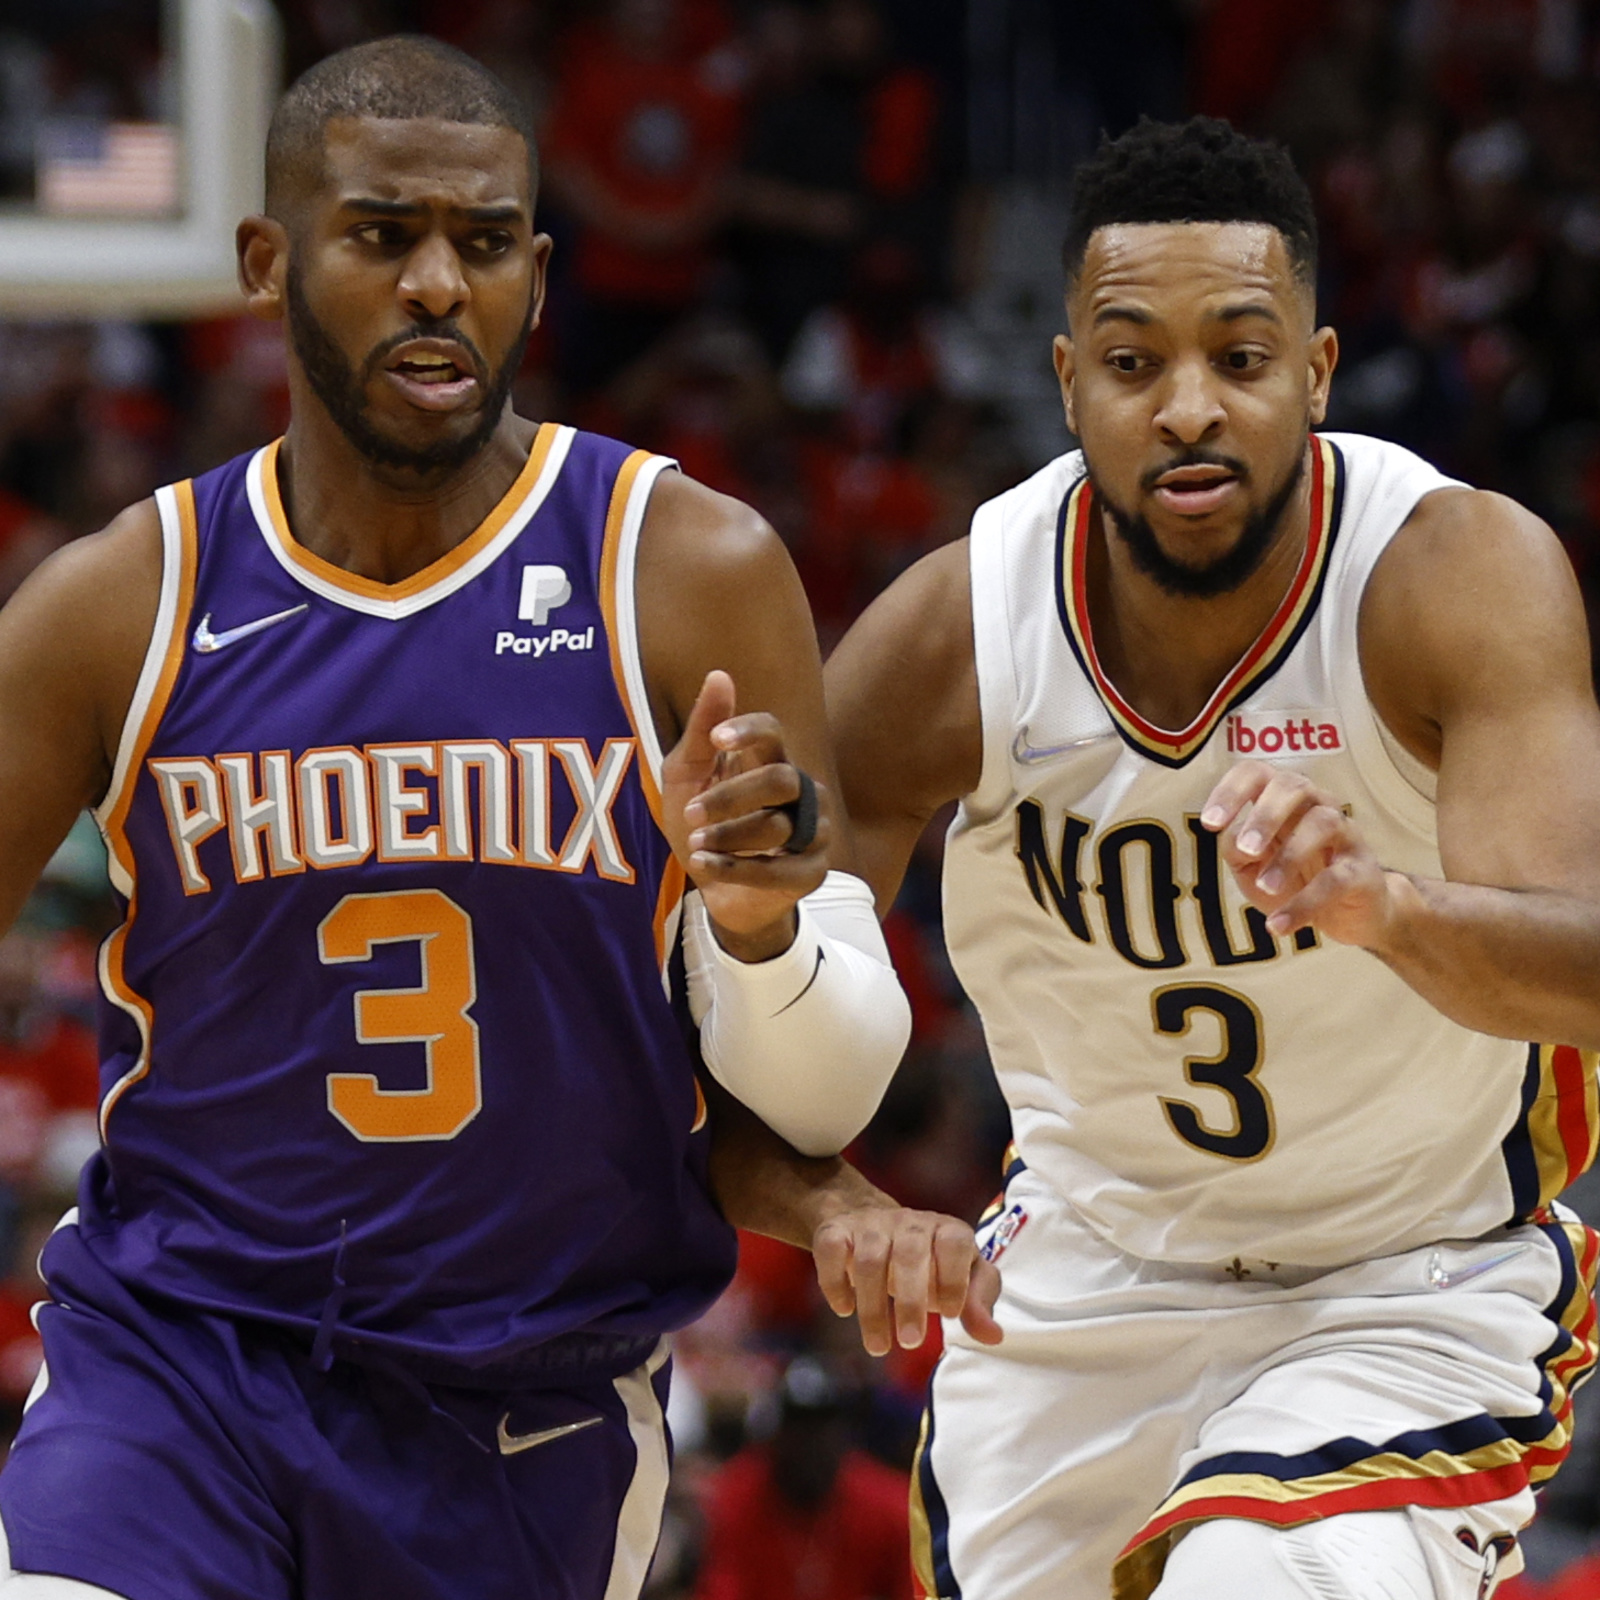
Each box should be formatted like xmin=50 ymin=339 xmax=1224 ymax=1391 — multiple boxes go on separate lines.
xmin=36 ymin=121 xmax=181 ymax=218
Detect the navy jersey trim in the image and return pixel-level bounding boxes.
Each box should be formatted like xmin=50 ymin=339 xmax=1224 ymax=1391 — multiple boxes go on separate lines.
xmin=912 ymin=1366 xmax=962 ymax=1600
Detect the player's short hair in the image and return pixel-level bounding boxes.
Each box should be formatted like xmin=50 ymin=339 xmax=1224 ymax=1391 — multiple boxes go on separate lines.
xmin=265 ymin=35 xmax=538 ymax=219
xmin=1062 ymin=116 xmax=1317 ymax=291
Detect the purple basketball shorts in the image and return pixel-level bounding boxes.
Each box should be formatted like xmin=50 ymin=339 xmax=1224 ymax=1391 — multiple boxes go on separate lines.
xmin=0 ymin=1227 xmax=673 ymax=1600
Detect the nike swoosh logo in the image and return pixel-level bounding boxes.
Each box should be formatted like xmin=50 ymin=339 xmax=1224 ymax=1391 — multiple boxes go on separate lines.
xmin=1011 ymin=728 xmax=1116 ymax=766
xmin=496 ymin=1413 xmax=604 ymax=1456
xmin=774 ymin=946 xmax=825 ymax=1017
xmin=1426 ymin=1247 xmax=1522 ymax=1291
xmin=193 ymin=604 xmax=309 ymax=654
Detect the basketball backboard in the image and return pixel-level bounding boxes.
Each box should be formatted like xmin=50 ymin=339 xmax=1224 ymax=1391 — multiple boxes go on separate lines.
xmin=0 ymin=0 xmax=279 ymax=318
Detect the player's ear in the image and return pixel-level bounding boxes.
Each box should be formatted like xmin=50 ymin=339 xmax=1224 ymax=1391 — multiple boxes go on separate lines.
xmin=1053 ymin=333 xmax=1078 ymax=435
xmin=1307 ymin=325 xmax=1338 ymax=427
xmin=526 ymin=232 xmax=554 ymax=333
xmin=237 ymin=215 xmax=290 ymax=322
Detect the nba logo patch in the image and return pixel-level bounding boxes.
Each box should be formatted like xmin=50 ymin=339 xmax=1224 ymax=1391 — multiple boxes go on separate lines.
xmin=980 ymin=1202 xmax=1029 ymax=1263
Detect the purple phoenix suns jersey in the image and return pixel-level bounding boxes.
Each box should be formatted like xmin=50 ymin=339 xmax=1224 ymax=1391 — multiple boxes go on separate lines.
xmin=74 ymin=423 xmax=737 ymax=1374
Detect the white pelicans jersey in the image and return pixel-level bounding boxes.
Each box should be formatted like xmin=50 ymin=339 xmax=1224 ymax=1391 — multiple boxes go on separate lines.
xmin=944 ymin=432 xmax=1599 ymax=1268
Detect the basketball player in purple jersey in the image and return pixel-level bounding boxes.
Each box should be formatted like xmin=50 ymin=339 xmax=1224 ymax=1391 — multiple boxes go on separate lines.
xmin=0 ymin=35 xmax=999 ymax=1600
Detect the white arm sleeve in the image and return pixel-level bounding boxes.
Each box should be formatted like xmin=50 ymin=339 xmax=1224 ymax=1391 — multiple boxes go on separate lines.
xmin=682 ymin=870 xmax=911 ymax=1157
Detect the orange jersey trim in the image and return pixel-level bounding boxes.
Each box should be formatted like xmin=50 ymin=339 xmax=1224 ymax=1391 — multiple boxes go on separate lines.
xmin=598 ymin=448 xmax=660 ymax=821
xmin=100 ymin=479 xmax=200 ymax=1140
xmin=653 ymin=855 xmax=686 ymax=973
xmin=257 ymin=422 xmax=560 ymax=603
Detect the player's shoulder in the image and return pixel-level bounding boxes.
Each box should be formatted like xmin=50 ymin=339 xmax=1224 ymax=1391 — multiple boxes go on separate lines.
xmin=640 ymin=467 xmax=787 ymax=585
xmin=1361 ymin=470 xmax=1582 ymax=714
xmin=1379 ymin=475 xmax=1564 ymax=597
xmin=6 ymin=496 xmax=163 ymax=637
xmin=883 ymin=533 xmax=971 ymax=617
xmin=1318 ymin=431 xmax=1557 ymax=604
xmin=1317 ymin=429 xmax=1460 ymax=535
xmin=1320 ymin=429 xmax=1449 ymax=478
xmin=971 ymin=446 xmax=1085 ymax=543
xmin=0 ymin=496 xmax=165 ymax=771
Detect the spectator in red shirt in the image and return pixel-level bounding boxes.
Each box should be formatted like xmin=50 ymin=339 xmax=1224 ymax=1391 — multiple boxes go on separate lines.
xmin=543 ymin=0 xmax=744 ymax=393
xmin=696 ymin=1356 xmax=914 ymax=1600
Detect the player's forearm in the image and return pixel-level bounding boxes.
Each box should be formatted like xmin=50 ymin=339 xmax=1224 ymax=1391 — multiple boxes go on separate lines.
xmin=705 ymin=1081 xmax=895 ymax=1248
xmin=1372 ymin=872 xmax=1600 ymax=1048
xmin=685 ymin=872 xmax=911 ymax=1155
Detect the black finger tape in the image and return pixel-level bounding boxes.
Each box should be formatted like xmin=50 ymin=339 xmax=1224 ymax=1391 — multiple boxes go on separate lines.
xmin=778 ymin=769 xmax=819 ymax=855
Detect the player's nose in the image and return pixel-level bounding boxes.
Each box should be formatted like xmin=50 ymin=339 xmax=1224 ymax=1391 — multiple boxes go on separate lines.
xmin=1152 ymin=356 xmax=1226 ymax=445
xmin=398 ymin=229 xmax=469 ymax=323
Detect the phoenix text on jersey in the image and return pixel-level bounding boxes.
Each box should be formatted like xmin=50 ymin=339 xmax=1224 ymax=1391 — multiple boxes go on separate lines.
xmin=148 ymin=736 xmax=636 ymax=892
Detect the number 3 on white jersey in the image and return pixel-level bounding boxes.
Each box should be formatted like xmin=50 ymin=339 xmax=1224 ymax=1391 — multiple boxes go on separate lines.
xmin=318 ymin=888 xmax=483 ymax=1141
xmin=1153 ymin=982 xmax=1275 ymax=1163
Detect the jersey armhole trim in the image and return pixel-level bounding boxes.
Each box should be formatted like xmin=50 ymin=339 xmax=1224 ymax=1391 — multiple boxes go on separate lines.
xmin=600 ymin=451 xmax=675 ymax=815
xmin=1333 ymin=477 xmax=1452 ymax=842
xmin=598 ymin=452 xmax=683 ymax=978
xmin=965 ymin=497 xmax=1023 ymax=817
xmin=93 ymin=479 xmax=199 ymax=876
xmin=93 ymin=479 xmax=196 ymax=1143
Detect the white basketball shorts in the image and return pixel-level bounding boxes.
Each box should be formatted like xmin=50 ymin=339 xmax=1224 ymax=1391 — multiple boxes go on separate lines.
xmin=911 ymin=1165 xmax=1598 ymax=1600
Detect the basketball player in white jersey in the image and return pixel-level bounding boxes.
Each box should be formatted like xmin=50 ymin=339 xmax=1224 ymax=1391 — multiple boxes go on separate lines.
xmin=819 ymin=116 xmax=1600 ymax=1600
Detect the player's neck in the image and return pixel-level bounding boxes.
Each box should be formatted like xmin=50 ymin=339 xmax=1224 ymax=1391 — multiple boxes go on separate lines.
xmin=1087 ymin=470 xmax=1314 ymax=733
xmin=275 ymin=408 xmax=541 ymax=586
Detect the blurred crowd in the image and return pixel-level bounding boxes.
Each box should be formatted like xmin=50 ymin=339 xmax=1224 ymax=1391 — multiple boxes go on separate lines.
xmin=8 ymin=0 xmax=1600 ymax=1595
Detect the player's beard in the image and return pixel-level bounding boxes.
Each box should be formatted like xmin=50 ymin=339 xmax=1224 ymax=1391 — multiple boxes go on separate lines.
xmin=1091 ymin=444 xmax=1307 ymax=599
xmin=284 ymin=260 xmax=535 ymax=478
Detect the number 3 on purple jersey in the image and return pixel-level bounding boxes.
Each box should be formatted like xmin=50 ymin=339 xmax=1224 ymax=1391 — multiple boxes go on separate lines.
xmin=317 ymin=888 xmax=483 ymax=1141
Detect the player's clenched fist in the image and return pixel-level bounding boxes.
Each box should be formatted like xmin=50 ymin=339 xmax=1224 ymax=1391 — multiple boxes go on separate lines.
xmin=1201 ymin=759 xmax=1404 ymax=949
xmin=813 ymin=1204 xmax=1004 ymax=1357
xmin=661 ymin=669 xmax=831 ymax=952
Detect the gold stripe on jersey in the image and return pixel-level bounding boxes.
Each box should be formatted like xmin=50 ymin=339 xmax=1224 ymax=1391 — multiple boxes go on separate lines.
xmin=1522 ymin=1044 xmax=1600 ymax=1209
xmin=99 ymin=479 xmax=200 ymax=1140
xmin=1112 ymin=1436 xmax=1533 ymax=1600
xmin=909 ymin=1405 xmax=938 ymax=1600
xmin=1058 ymin=436 xmax=1341 ymax=768
xmin=1112 ymin=1219 xmax=1600 ymax=1600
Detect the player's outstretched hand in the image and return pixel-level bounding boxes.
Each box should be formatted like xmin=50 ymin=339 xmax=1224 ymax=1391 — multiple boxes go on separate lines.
xmin=1201 ymin=759 xmax=1399 ymax=948
xmin=662 ymin=670 xmax=831 ymax=951
xmin=813 ymin=1204 xmax=1004 ymax=1357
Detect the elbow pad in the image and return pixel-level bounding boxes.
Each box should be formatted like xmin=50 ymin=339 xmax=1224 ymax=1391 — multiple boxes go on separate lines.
xmin=683 ymin=871 xmax=911 ymax=1157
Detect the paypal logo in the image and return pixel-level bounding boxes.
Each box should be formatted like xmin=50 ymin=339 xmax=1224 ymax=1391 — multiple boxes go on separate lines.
xmin=519 ymin=565 xmax=571 ymax=626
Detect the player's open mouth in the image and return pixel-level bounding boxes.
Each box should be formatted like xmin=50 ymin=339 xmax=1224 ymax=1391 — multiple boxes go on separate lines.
xmin=381 ymin=341 xmax=481 ymax=412
xmin=1150 ymin=464 xmax=1240 ymax=516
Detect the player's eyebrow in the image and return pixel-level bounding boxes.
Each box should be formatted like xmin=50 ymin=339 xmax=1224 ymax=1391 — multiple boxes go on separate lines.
xmin=1092 ymin=305 xmax=1154 ymax=329
xmin=460 ymin=204 xmax=526 ymax=225
xmin=339 ymin=197 xmax=526 ymax=224
xmin=1211 ymin=301 xmax=1282 ymax=325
